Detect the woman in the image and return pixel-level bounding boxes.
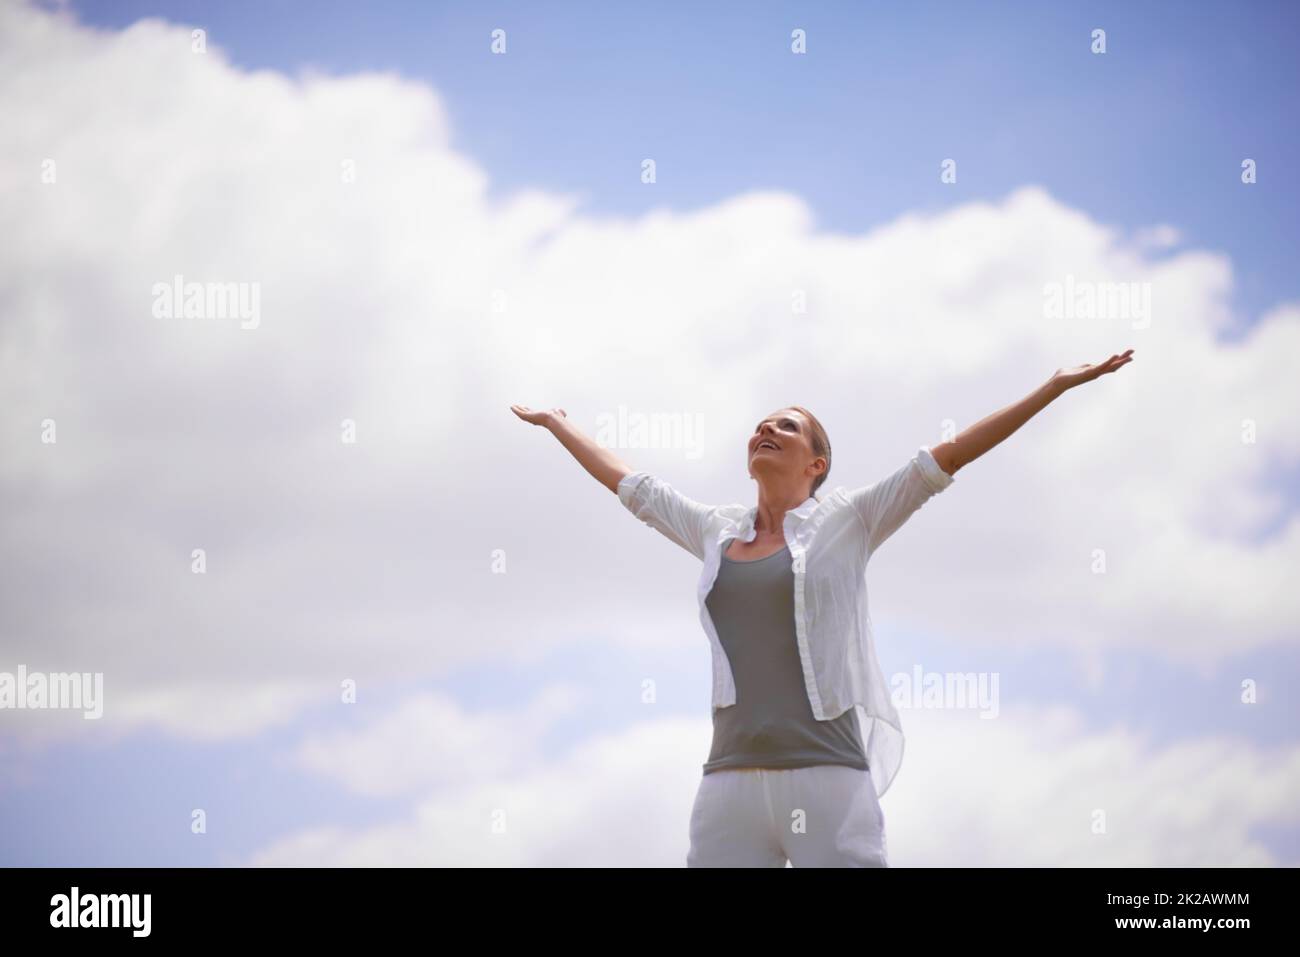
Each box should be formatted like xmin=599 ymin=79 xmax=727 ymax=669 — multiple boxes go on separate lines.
xmin=510 ymin=348 xmax=1134 ymax=867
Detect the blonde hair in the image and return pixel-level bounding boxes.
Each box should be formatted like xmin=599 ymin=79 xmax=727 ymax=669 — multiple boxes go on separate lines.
xmin=786 ymin=405 xmax=832 ymax=498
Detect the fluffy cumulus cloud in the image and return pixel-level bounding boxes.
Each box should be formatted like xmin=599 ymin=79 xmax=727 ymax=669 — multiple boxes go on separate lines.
xmin=252 ymin=694 xmax=1300 ymax=866
xmin=1 ymin=0 xmax=1298 ymax=866
xmin=261 ymin=699 xmax=709 ymax=867
xmin=291 ymin=685 xmax=587 ymax=799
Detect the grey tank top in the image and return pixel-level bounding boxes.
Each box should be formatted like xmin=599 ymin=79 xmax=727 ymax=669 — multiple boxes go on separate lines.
xmin=701 ymin=537 xmax=869 ymax=774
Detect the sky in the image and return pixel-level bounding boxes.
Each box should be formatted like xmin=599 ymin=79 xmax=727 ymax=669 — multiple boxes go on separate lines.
xmin=1 ymin=0 xmax=1298 ymax=866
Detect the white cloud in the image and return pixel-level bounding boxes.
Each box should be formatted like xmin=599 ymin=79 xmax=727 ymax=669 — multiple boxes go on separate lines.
xmin=259 ymin=706 xmax=709 ymax=867
xmin=1 ymin=0 xmax=1297 ymax=749
xmin=251 ymin=695 xmax=1300 ymax=866
xmin=1131 ymin=223 xmax=1182 ymax=250
xmin=291 ymin=686 xmax=585 ymax=798
xmin=893 ymin=705 xmax=1300 ymax=866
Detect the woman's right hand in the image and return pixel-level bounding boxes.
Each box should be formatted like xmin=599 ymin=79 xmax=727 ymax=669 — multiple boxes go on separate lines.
xmin=510 ymin=404 xmax=566 ymax=428
xmin=512 ymin=404 xmax=631 ymax=493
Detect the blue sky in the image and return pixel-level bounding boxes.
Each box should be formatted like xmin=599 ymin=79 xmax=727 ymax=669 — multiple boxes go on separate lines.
xmin=73 ymin=0 xmax=1300 ymax=325
xmin=2 ymin=0 xmax=1297 ymax=866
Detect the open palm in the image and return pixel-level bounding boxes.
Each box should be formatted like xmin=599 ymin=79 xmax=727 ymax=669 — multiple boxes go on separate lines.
xmin=510 ymin=404 xmax=566 ymax=426
xmin=1053 ymin=349 xmax=1134 ymax=390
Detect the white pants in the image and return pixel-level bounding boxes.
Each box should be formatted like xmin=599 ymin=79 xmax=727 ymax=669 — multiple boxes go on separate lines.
xmin=686 ymin=764 xmax=888 ymax=867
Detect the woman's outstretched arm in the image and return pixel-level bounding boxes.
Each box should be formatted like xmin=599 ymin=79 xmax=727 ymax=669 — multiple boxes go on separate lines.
xmin=510 ymin=405 xmax=632 ymax=493
xmin=930 ymin=349 xmax=1134 ymax=476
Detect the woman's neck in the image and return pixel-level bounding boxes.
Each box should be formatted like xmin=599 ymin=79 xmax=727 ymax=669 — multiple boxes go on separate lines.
xmin=753 ymin=482 xmax=810 ymax=535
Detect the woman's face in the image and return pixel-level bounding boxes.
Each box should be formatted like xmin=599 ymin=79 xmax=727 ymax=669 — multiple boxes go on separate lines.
xmin=747 ymin=408 xmax=824 ymax=493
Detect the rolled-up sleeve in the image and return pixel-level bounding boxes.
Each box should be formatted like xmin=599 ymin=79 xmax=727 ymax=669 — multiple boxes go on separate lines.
xmin=846 ymin=445 xmax=954 ymax=556
xmin=915 ymin=445 xmax=955 ymax=494
xmin=617 ymin=470 xmax=716 ymax=561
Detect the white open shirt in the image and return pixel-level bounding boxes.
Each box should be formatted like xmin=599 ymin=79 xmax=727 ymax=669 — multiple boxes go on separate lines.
xmin=617 ymin=446 xmax=955 ymax=798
